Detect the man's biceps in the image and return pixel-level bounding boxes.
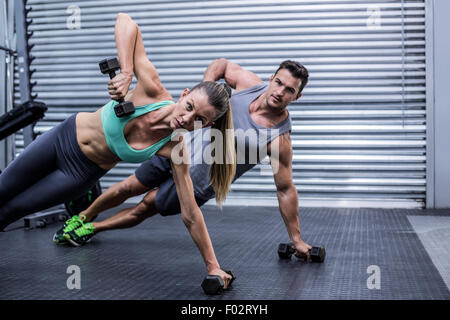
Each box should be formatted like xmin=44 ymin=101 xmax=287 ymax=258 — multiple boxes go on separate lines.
xmin=227 ymin=64 xmax=261 ymax=87
xmin=237 ymin=73 xmax=263 ymax=89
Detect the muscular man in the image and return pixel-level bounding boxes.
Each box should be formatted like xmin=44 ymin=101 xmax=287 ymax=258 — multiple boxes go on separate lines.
xmin=55 ymin=58 xmax=312 ymax=259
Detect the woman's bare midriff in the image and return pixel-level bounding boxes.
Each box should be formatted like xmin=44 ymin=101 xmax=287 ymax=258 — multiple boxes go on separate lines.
xmin=74 ymin=87 xmax=174 ymax=170
xmin=75 ymin=110 xmax=120 ymax=171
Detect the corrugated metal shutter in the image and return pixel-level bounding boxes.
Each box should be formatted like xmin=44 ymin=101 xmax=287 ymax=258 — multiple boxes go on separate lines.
xmin=18 ymin=0 xmax=426 ymax=208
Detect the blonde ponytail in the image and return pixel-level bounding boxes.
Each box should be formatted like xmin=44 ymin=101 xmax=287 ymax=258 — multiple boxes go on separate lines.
xmin=209 ymin=104 xmax=236 ymax=207
xmin=190 ymin=81 xmax=236 ymax=207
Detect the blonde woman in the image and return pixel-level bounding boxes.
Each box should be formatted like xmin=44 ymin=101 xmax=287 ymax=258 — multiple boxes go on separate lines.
xmin=0 ymin=13 xmax=236 ymax=287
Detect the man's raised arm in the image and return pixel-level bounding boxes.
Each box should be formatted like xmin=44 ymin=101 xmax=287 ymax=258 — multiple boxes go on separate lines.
xmin=203 ymin=58 xmax=263 ymax=92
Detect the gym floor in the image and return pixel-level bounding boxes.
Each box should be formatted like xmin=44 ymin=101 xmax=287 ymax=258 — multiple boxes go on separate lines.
xmin=0 ymin=205 xmax=449 ymax=300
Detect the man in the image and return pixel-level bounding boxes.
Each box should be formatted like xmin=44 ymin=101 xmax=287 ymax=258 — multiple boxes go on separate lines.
xmin=56 ymin=58 xmax=313 ymax=260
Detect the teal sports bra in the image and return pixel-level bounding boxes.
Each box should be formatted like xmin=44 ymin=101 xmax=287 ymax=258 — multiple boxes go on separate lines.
xmin=101 ymin=100 xmax=175 ymax=163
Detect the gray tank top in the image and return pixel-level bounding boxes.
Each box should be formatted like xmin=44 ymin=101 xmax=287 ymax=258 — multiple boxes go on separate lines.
xmin=187 ymin=83 xmax=292 ymax=200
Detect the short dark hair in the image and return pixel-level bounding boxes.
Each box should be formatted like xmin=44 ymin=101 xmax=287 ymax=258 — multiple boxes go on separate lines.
xmin=274 ymin=60 xmax=309 ymax=94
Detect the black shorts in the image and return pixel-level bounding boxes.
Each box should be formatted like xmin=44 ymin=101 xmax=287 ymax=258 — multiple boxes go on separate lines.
xmin=135 ymin=156 xmax=209 ymax=216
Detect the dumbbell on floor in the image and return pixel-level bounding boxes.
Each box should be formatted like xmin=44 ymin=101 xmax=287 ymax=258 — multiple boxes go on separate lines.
xmin=278 ymin=243 xmax=326 ymax=263
xmin=201 ymin=270 xmax=236 ymax=295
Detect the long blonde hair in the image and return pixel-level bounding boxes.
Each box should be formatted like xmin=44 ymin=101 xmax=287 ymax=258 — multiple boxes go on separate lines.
xmin=209 ymin=103 xmax=235 ymax=207
xmin=191 ymin=81 xmax=236 ymax=206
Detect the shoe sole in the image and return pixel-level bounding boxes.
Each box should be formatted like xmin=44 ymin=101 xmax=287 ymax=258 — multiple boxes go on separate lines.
xmin=53 ymin=234 xmax=67 ymax=245
xmin=64 ymin=234 xmax=92 ymax=247
xmin=53 ymin=221 xmax=83 ymax=245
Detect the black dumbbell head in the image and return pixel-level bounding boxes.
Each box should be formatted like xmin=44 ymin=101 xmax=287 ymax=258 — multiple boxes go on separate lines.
xmin=99 ymin=58 xmax=120 ymax=74
xmin=201 ymin=275 xmax=224 ymax=295
xmin=114 ymin=101 xmax=135 ymax=117
xmin=278 ymin=243 xmax=294 ymax=259
xmin=310 ymin=246 xmax=326 ymax=263
xmin=201 ymin=269 xmax=236 ymax=295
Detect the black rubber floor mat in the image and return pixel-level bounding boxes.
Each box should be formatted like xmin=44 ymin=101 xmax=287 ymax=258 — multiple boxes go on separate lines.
xmin=0 ymin=206 xmax=449 ymax=300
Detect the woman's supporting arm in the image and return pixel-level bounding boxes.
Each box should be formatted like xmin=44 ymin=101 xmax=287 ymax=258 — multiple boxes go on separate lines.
xmin=170 ymin=154 xmax=220 ymax=272
xmin=166 ymin=139 xmax=231 ymax=286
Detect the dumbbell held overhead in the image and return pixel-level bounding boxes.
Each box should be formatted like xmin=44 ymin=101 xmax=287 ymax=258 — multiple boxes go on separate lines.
xmin=278 ymin=243 xmax=326 ymax=263
xmin=99 ymin=58 xmax=135 ymax=117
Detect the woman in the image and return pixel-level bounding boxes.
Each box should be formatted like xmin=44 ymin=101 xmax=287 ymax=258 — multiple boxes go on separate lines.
xmin=0 ymin=13 xmax=236 ymax=287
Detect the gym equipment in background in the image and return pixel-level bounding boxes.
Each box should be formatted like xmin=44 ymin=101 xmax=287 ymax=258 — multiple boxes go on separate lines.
xmin=0 ymin=2 xmax=103 ymax=230
xmin=0 ymin=100 xmax=47 ymax=141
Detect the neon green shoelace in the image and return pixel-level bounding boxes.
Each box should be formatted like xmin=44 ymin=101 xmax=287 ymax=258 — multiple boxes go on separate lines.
xmin=63 ymin=216 xmax=83 ymax=233
xmin=74 ymin=223 xmax=94 ymax=237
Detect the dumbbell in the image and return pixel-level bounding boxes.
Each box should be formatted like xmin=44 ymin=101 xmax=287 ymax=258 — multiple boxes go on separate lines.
xmin=201 ymin=270 xmax=236 ymax=295
xmin=278 ymin=243 xmax=326 ymax=263
xmin=98 ymin=58 xmax=135 ymax=117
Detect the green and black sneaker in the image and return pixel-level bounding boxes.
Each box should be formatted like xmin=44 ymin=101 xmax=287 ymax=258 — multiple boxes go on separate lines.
xmin=53 ymin=215 xmax=85 ymax=245
xmin=64 ymin=223 xmax=95 ymax=247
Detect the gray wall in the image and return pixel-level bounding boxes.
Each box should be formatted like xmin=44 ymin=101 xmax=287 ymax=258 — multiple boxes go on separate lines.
xmin=428 ymin=0 xmax=450 ymax=208
xmin=2 ymin=0 xmax=448 ymax=208
xmin=23 ymin=0 xmax=427 ymax=209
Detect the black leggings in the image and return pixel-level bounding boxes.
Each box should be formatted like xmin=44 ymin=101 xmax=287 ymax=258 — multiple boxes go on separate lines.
xmin=0 ymin=114 xmax=108 ymax=230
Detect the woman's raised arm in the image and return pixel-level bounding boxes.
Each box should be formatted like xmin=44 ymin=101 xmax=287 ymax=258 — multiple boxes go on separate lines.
xmin=111 ymin=13 xmax=171 ymax=101
xmin=107 ymin=13 xmax=135 ymax=100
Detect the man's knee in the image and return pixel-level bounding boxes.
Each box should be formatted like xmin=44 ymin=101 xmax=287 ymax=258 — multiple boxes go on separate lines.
xmin=133 ymin=189 xmax=158 ymax=219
